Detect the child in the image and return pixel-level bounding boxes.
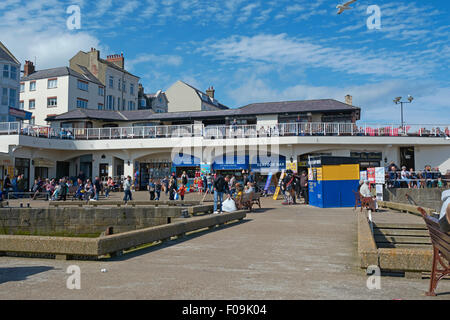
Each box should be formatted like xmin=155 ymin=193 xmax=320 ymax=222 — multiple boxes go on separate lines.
xmin=178 ymin=184 xmax=186 ymax=201
xmin=198 ymin=177 xmax=203 ymax=195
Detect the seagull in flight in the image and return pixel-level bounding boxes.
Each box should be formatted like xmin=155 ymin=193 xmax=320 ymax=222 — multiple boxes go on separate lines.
xmin=337 ymin=0 xmax=357 ymax=14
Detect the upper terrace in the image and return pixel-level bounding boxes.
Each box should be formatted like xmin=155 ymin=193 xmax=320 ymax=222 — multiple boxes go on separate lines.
xmin=1 ymin=121 xmax=449 ymax=141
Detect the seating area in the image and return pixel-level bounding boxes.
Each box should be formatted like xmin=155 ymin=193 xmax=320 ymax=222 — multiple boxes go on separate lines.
xmin=418 ymin=207 xmax=450 ymax=296
xmin=235 ymin=191 xmax=261 ymax=212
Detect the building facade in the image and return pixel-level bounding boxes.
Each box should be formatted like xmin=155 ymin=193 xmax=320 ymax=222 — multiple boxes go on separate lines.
xmin=165 ymin=81 xmax=228 ymax=113
xmin=1 ymin=97 xmax=448 ymax=191
xmin=0 ymin=41 xmax=20 ymax=122
xmin=20 ymin=62 xmax=105 ymax=126
xmin=138 ymin=85 xmax=168 ymax=113
xmin=69 ymin=48 xmax=139 ymax=112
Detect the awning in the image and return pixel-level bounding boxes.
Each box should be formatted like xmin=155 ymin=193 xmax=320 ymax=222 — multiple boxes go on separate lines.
xmin=212 ymin=155 xmax=249 ymax=171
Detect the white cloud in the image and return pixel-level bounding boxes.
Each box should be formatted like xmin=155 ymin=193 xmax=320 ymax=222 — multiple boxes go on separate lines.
xmin=226 ymin=77 xmax=450 ymax=124
xmin=200 ymin=33 xmax=435 ymax=78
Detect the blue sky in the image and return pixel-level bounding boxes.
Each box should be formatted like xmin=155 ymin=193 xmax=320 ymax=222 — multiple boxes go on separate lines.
xmin=0 ymin=0 xmax=449 ymax=123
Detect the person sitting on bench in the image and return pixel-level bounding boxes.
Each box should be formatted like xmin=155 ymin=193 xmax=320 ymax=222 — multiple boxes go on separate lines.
xmin=439 ymin=190 xmax=450 ymax=233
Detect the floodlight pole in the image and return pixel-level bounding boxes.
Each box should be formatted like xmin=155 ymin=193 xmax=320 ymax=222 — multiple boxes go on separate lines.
xmin=394 ymin=99 xmax=413 ymax=128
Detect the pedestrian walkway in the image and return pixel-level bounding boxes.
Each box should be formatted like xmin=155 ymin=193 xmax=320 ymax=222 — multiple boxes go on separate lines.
xmin=0 ymin=198 xmax=449 ymax=299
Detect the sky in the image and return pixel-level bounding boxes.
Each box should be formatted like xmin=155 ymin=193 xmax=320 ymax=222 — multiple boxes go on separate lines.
xmin=0 ymin=0 xmax=449 ymax=124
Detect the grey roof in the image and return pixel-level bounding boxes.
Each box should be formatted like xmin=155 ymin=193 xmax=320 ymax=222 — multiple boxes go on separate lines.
xmin=46 ymin=99 xmax=360 ymax=122
xmin=0 ymin=41 xmax=20 ymax=64
xmin=239 ymin=99 xmax=360 ymax=115
xmin=21 ymin=66 xmax=103 ymax=86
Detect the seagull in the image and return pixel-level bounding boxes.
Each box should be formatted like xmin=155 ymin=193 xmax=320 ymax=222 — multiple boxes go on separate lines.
xmin=337 ymin=0 xmax=357 ymax=14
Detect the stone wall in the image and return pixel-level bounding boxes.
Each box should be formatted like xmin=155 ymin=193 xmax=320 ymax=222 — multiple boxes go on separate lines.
xmin=383 ymin=188 xmax=448 ymax=212
xmin=0 ymin=206 xmax=185 ymax=236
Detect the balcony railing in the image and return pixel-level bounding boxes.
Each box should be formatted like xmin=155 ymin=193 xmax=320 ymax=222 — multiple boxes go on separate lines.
xmin=0 ymin=122 xmax=449 ymax=141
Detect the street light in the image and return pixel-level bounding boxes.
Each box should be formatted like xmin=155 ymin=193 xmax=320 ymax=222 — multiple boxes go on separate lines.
xmin=393 ymin=95 xmax=414 ymax=128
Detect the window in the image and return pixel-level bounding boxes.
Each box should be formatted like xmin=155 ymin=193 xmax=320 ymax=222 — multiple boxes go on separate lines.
xmin=30 ymin=81 xmax=36 ymax=91
xmin=107 ymin=95 xmax=114 ymax=110
xmin=20 ymin=83 xmax=24 ymax=92
xmin=109 ymin=76 xmax=114 ymax=89
xmin=118 ymin=79 xmax=121 ymax=91
xmin=98 ymin=86 xmax=104 ymax=96
xmin=123 ymin=80 xmax=126 ymax=93
xmin=98 ymin=103 xmax=104 ymax=110
xmin=140 ymin=99 xmax=146 ymax=108
xmin=29 ymin=100 xmax=35 ymax=109
xmin=77 ymin=80 xmax=89 ymax=91
xmin=128 ymin=101 xmax=135 ymax=110
xmin=1 ymin=88 xmax=8 ymax=105
xmin=117 ymin=97 xmax=121 ymax=109
xmin=9 ymin=89 xmax=16 ymax=107
xmin=76 ymin=98 xmax=88 ymax=109
xmin=122 ymin=99 xmax=125 ymax=110
xmin=30 ymin=117 xmax=35 ymax=125
xmin=19 ymin=100 xmax=24 ymax=109
xmin=130 ymin=84 xmax=134 ymax=95
xmin=10 ymin=66 xmax=17 ymax=80
xmin=47 ymin=97 xmax=57 ymax=108
xmin=47 ymin=79 xmax=58 ymax=89
xmin=3 ymin=65 xmax=9 ymax=78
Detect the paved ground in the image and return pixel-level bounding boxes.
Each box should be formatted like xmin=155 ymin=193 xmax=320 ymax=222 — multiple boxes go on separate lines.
xmin=1 ymin=193 xmax=449 ymax=300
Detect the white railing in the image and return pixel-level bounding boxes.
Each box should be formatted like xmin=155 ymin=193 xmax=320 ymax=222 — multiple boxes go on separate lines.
xmin=1 ymin=122 xmax=449 ymax=141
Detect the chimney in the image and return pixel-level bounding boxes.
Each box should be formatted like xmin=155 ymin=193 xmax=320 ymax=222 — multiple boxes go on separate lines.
xmin=106 ymin=53 xmax=125 ymax=69
xmin=206 ymin=86 xmax=215 ymax=99
xmin=24 ymin=60 xmax=35 ymax=77
xmin=345 ymin=94 xmax=353 ymax=106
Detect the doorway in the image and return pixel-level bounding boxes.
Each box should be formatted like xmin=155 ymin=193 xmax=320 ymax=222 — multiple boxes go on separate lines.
xmin=400 ymin=147 xmax=415 ymax=170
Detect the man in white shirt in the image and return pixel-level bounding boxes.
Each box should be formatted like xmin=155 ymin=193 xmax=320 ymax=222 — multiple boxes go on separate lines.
xmin=439 ymin=190 xmax=450 ymax=233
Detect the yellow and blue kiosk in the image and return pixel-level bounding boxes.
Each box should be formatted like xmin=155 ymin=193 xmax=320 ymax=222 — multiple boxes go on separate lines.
xmin=308 ymin=156 xmax=360 ymax=208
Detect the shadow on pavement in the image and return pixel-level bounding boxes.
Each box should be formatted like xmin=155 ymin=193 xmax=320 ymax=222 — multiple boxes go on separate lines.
xmin=107 ymin=218 xmax=253 ymax=262
xmin=0 ymin=266 xmax=54 ymax=285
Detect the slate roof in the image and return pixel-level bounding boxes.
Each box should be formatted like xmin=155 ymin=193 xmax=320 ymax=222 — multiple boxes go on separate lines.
xmin=46 ymin=99 xmax=360 ymax=122
xmin=0 ymin=41 xmax=20 ymax=64
xmin=98 ymin=57 xmax=139 ymax=79
xmin=21 ymin=66 xmax=103 ymax=86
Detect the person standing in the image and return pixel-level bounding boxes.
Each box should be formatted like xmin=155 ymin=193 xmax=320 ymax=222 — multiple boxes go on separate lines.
xmin=229 ymin=175 xmax=236 ymax=197
xmin=17 ymin=174 xmax=25 ymax=199
xmin=181 ymin=171 xmax=188 ymax=187
xmin=213 ymin=172 xmax=226 ymax=214
xmin=162 ymin=176 xmax=169 ymax=196
xmin=3 ymin=175 xmax=12 ymax=200
xmin=300 ymin=171 xmax=309 ymax=205
xmin=168 ymin=178 xmax=177 ymax=201
xmin=155 ymin=179 xmax=162 ymax=200
xmin=93 ymin=176 xmax=101 ymax=201
xmin=123 ymin=176 xmax=132 ymax=202
xmin=148 ymin=178 xmax=156 ymax=200
xmin=59 ymin=178 xmax=68 ymax=201
xmin=206 ymin=173 xmax=213 ymax=193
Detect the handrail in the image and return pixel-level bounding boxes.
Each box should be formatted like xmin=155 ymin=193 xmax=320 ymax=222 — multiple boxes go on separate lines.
xmin=0 ymin=121 xmax=449 ymax=140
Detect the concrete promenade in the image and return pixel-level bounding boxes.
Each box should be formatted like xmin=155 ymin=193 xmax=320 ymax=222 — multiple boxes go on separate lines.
xmin=0 ymin=193 xmax=449 ymax=300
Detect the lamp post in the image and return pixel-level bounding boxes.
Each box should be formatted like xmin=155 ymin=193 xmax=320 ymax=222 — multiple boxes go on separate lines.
xmin=393 ymin=95 xmax=414 ymax=128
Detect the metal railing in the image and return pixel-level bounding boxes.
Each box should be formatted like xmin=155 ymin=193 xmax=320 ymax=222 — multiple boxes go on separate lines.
xmin=0 ymin=122 xmax=449 ymax=141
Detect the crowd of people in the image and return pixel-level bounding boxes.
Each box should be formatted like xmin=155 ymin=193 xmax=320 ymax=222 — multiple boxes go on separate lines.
xmin=386 ymin=163 xmax=447 ymax=189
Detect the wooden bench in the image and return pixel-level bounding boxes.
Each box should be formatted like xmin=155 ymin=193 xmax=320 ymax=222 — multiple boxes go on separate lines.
xmin=236 ymin=192 xmax=261 ymax=212
xmin=418 ymin=207 xmax=450 ymax=296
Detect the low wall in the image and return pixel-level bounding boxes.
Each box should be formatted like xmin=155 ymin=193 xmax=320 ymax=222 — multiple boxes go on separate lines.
xmin=0 ymin=205 xmax=212 ymax=236
xmin=0 ymin=211 xmax=247 ymax=259
xmin=383 ymin=188 xmax=448 ymax=212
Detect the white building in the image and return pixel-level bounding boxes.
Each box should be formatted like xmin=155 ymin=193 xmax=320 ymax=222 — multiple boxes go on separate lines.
xmin=20 ymin=62 xmax=105 ymax=126
xmin=165 ymin=81 xmax=228 ymax=113
xmin=0 ymin=41 xmax=20 ymax=122
xmin=69 ymin=48 xmax=139 ymax=112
